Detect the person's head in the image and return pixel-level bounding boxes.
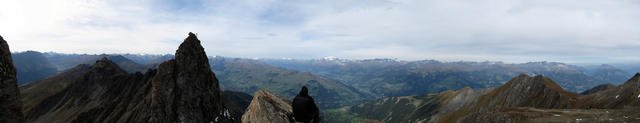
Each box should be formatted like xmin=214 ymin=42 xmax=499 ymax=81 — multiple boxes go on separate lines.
xmin=299 ymin=86 xmax=309 ymax=96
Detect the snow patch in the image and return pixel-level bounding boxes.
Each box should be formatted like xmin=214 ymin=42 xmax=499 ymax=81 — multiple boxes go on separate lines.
xmin=323 ymin=56 xmax=337 ymax=61
xmin=223 ymin=109 xmax=231 ymax=117
xmin=616 ymin=95 xmax=619 ymax=99
xmin=553 ymin=114 xmax=560 ymax=117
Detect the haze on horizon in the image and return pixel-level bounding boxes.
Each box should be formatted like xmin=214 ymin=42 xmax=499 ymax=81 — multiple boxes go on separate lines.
xmin=1 ymin=0 xmax=639 ymax=64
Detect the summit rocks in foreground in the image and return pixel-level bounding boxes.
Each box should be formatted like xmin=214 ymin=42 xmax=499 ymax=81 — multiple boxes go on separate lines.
xmin=21 ymin=33 xmax=235 ymax=122
xmin=242 ymin=88 xmax=294 ymax=123
xmin=0 ymin=35 xmax=24 ymax=123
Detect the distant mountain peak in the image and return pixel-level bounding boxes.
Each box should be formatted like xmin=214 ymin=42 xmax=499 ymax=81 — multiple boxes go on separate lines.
xmin=470 ymin=74 xmax=577 ymax=111
xmin=88 ymin=57 xmax=126 ymax=74
xmin=508 ymin=74 xmax=566 ymax=93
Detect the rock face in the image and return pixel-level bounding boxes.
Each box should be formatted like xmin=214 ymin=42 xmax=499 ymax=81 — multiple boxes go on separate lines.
xmin=242 ymin=88 xmax=293 ymax=123
xmin=150 ymin=32 xmax=228 ymax=122
xmin=0 ymin=35 xmax=24 ymax=122
xmin=222 ymin=91 xmax=253 ymax=121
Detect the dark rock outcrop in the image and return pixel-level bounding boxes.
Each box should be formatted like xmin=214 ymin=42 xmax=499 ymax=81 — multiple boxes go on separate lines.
xmin=222 ymin=91 xmax=253 ymax=121
xmin=150 ymin=32 xmax=229 ymax=122
xmin=0 ymin=35 xmax=24 ymax=122
xmin=242 ymin=88 xmax=293 ymax=123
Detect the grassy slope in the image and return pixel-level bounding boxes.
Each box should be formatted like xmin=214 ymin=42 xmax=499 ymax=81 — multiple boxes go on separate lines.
xmin=211 ymin=58 xmax=373 ymax=109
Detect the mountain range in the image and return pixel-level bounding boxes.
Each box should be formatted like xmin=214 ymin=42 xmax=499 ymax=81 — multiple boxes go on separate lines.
xmin=262 ymin=58 xmax=634 ymax=97
xmin=11 ymin=51 xmax=636 ymax=110
xmin=13 ymin=49 xmax=635 ymax=100
xmin=3 ymin=32 xmax=640 ymax=122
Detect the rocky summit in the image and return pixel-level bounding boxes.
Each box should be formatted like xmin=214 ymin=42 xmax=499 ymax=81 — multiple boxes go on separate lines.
xmin=20 ymin=33 xmax=234 ymax=123
xmin=0 ymin=35 xmax=24 ymax=123
xmin=150 ymin=32 xmax=230 ymax=122
xmin=242 ymin=88 xmax=294 ymax=123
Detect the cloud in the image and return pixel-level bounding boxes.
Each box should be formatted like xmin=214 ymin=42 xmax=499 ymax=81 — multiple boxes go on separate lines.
xmin=0 ymin=0 xmax=639 ymax=63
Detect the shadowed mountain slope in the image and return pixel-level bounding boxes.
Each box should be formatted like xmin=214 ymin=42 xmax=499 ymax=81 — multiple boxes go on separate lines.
xmin=19 ymin=64 xmax=90 ymax=114
xmin=21 ymin=33 xmax=236 ymax=123
xmin=12 ymin=51 xmax=58 ymax=85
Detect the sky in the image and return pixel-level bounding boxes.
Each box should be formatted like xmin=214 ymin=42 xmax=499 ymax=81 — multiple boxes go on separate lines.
xmin=1 ymin=0 xmax=639 ymax=64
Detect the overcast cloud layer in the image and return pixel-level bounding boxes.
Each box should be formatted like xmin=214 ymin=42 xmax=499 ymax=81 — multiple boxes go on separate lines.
xmin=1 ymin=0 xmax=639 ymax=64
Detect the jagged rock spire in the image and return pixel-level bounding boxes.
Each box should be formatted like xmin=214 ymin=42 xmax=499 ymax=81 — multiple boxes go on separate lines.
xmin=151 ymin=32 xmax=227 ymax=122
xmin=0 ymin=35 xmax=24 ymax=123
